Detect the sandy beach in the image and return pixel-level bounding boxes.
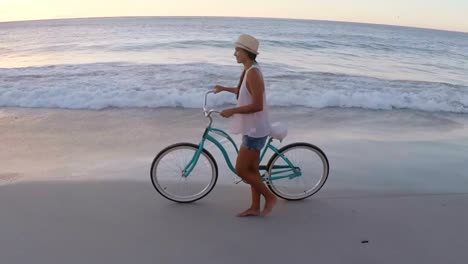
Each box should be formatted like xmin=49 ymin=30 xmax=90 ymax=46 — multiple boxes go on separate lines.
xmin=1 ymin=180 xmax=468 ymax=264
xmin=1 ymin=107 xmax=468 ymax=263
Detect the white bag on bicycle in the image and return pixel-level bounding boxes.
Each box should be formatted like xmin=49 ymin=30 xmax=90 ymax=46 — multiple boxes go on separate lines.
xmin=269 ymin=122 xmax=288 ymax=142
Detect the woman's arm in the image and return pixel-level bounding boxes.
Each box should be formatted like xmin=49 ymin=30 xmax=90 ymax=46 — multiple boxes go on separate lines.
xmin=214 ymin=85 xmax=238 ymax=94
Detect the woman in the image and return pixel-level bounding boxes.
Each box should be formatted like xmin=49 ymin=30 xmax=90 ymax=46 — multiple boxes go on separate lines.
xmin=214 ymin=34 xmax=277 ymax=217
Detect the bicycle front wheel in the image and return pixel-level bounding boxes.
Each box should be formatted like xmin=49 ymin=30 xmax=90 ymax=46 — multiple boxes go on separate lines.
xmin=266 ymin=142 xmax=329 ymax=200
xmin=151 ymin=143 xmax=218 ymax=203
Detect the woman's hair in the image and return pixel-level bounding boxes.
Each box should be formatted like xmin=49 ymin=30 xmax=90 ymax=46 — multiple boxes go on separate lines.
xmin=236 ymin=70 xmax=246 ymax=99
xmin=247 ymin=51 xmax=257 ymax=62
xmin=236 ymin=49 xmax=258 ymax=99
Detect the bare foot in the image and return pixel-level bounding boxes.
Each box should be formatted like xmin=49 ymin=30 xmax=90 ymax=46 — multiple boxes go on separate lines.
xmin=261 ymin=196 xmax=278 ymax=216
xmin=236 ymin=208 xmax=260 ymax=217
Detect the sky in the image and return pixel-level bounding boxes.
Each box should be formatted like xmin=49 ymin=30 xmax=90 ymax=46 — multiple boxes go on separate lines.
xmin=0 ymin=0 xmax=467 ymax=32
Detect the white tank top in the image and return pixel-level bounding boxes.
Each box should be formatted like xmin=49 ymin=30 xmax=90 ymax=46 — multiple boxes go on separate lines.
xmin=229 ymin=65 xmax=271 ymax=137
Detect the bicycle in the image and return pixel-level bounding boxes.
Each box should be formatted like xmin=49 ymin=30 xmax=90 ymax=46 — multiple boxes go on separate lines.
xmin=150 ymin=90 xmax=329 ymax=203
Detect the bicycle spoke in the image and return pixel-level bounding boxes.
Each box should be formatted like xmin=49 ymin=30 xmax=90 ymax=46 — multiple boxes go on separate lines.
xmin=151 ymin=144 xmax=217 ymax=203
xmin=267 ymin=143 xmax=329 ymax=200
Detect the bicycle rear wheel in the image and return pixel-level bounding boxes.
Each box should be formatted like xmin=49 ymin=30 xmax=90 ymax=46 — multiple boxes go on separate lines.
xmin=266 ymin=142 xmax=329 ymax=200
xmin=151 ymin=143 xmax=218 ymax=203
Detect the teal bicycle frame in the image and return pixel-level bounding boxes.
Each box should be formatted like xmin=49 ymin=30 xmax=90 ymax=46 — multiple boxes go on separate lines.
xmin=181 ymin=111 xmax=302 ymax=183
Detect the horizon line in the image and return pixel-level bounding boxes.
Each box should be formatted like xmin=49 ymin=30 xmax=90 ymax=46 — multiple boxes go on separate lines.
xmin=1 ymin=15 xmax=467 ymax=34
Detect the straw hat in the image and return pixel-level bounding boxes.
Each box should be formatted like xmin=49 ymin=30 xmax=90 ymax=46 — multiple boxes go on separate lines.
xmin=235 ymin=34 xmax=259 ymax=55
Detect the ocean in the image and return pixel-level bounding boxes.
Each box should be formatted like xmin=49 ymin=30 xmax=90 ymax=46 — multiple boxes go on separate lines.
xmin=1 ymin=16 xmax=467 ymax=112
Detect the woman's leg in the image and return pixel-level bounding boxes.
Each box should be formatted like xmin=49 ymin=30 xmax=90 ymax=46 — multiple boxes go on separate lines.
xmin=250 ymin=187 xmax=261 ymax=212
xmin=236 ymin=146 xmax=277 ymax=216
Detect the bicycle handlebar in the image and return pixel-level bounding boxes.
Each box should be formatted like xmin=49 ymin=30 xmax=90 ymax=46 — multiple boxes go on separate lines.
xmin=203 ymin=90 xmax=220 ymax=118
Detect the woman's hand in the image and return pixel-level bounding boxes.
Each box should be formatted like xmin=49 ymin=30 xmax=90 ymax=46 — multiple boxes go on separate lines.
xmin=214 ymin=85 xmax=224 ymax=94
xmin=220 ymin=108 xmax=236 ymax=118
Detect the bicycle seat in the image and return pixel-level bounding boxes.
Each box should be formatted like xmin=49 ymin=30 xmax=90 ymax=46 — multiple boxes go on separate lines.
xmin=270 ymin=122 xmax=288 ymax=142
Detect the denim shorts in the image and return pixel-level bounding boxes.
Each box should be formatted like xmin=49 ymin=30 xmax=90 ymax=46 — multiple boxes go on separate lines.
xmin=241 ymin=135 xmax=268 ymax=151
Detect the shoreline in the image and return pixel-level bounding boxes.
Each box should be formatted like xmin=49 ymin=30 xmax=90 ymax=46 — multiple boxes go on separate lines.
xmin=1 ymin=106 xmax=467 ymax=191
